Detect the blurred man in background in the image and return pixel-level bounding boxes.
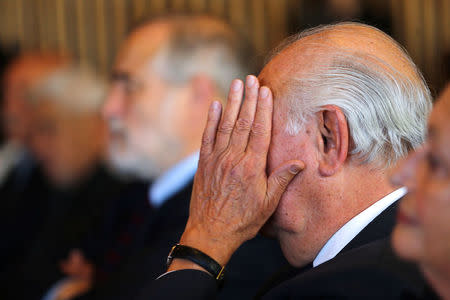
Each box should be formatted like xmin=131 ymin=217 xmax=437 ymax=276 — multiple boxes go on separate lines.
xmin=0 ymin=52 xmax=68 ymax=272
xmin=49 ymin=15 xmax=287 ymax=300
xmin=3 ymin=65 xmax=125 ymax=300
xmin=392 ymin=83 xmax=450 ymax=300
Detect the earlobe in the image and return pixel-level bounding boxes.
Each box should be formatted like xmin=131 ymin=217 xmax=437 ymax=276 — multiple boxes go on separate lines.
xmin=191 ymin=75 xmax=215 ymax=103
xmin=317 ymin=105 xmax=349 ymax=177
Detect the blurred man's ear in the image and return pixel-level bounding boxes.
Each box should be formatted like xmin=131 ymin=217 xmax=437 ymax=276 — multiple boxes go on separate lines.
xmin=190 ymin=75 xmax=216 ymax=104
xmin=317 ymin=105 xmax=349 ymax=177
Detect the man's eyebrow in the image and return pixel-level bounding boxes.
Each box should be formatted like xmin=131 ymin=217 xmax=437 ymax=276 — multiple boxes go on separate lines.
xmin=110 ymin=71 xmax=130 ymax=82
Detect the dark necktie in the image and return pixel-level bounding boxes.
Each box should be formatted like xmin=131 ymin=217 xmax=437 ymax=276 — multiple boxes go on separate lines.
xmin=96 ymin=193 xmax=155 ymax=282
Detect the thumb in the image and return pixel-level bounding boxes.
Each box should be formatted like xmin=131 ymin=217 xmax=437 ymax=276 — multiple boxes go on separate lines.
xmin=266 ymin=160 xmax=305 ymax=204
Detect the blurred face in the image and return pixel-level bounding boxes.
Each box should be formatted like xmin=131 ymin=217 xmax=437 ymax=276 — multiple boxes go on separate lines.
xmin=2 ymin=71 xmax=32 ymax=144
xmin=31 ymin=100 xmax=102 ymax=187
xmin=392 ymin=86 xmax=450 ymax=279
xmin=103 ymin=59 xmax=188 ymax=180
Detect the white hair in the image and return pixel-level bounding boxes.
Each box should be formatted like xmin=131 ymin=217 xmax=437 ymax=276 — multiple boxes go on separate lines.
xmin=28 ymin=65 xmax=107 ymax=113
xmin=149 ymin=16 xmax=249 ymax=99
xmin=276 ymin=23 xmax=432 ymax=168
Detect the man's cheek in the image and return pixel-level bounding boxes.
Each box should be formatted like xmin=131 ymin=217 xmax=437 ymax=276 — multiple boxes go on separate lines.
xmin=418 ymin=182 xmax=450 ymax=222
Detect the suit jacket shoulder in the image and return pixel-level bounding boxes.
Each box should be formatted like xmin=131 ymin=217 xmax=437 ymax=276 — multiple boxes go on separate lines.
xmin=140 ymin=200 xmax=427 ymax=300
xmin=262 ymin=238 xmax=426 ymax=299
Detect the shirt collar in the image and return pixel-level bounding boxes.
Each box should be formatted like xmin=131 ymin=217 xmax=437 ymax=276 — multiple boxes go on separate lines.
xmin=312 ymin=187 xmax=407 ymax=267
xmin=149 ymin=151 xmax=199 ymax=208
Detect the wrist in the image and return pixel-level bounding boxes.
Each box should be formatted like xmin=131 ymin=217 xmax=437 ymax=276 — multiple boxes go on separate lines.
xmin=166 ymin=244 xmax=226 ymax=286
xmin=167 ymin=257 xmax=211 ymax=274
xmin=179 ymin=226 xmax=238 ymax=266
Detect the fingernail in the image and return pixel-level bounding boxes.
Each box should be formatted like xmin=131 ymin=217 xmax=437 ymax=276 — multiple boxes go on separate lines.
xmin=260 ymin=87 xmax=269 ymax=99
xmin=246 ymin=75 xmax=255 ymax=87
xmin=211 ymin=101 xmax=220 ymax=111
xmin=290 ymin=165 xmax=301 ymax=174
xmin=232 ymin=80 xmax=242 ymax=91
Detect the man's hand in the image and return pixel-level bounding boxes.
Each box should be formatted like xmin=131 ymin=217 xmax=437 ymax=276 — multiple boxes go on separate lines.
xmin=53 ymin=277 xmax=92 ymax=300
xmin=170 ymin=75 xmax=304 ymax=272
xmin=51 ymin=249 xmax=94 ymax=300
xmin=60 ymin=249 xmax=94 ymax=279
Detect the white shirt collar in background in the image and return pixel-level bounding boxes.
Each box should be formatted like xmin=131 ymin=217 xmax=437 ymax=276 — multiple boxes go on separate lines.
xmin=313 ymin=187 xmax=407 ymax=267
xmin=149 ymin=151 xmax=199 ymax=208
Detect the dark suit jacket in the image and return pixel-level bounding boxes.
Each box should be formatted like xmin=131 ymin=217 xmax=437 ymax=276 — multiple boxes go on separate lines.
xmin=83 ymin=180 xmax=287 ymax=300
xmin=0 ymin=157 xmax=51 ymax=272
xmin=141 ymin=201 xmax=428 ymax=299
xmin=2 ymin=164 xmax=126 ymax=300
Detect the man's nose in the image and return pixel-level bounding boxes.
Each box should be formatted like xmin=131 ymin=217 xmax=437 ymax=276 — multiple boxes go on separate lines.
xmin=390 ymin=146 xmax=426 ymax=189
xmin=102 ymin=85 xmax=125 ymax=120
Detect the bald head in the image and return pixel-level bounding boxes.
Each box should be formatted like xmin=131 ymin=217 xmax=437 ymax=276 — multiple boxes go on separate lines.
xmin=117 ymin=16 xmax=237 ymax=67
xmin=114 ymin=21 xmax=172 ymax=76
xmin=4 ymin=52 xmax=70 ymax=88
xmin=2 ymin=52 xmax=70 ymax=144
xmin=262 ymin=23 xmax=423 ymax=97
xmin=260 ymin=22 xmax=431 ymax=168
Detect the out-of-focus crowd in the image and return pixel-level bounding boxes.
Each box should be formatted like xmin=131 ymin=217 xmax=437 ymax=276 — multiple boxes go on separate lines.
xmin=0 ymin=16 xmax=287 ymax=300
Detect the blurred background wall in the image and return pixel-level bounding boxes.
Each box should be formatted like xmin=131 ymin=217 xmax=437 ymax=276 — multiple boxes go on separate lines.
xmin=0 ymin=0 xmax=449 ymax=94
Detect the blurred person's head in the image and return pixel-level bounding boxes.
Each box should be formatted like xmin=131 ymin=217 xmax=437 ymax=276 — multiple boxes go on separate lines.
xmin=2 ymin=52 xmax=69 ymax=146
xmin=103 ymin=15 xmax=248 ymax=180
xmin=27 ymin=66 xmax=107 ymax=187
xmin=392 ymin=84 xmax=450 ymax=299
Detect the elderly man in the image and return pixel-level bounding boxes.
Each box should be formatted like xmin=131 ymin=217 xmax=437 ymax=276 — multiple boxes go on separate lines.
xmin=0 ymin=52 xmax=67 ymax=272
xmin=392 ymin=84 xmax=450 ymax=300
xmin=144 ymin=22 xmax=432 ymax=299
xmin=49 ymin=16 xmax=287 ymax=300
xmin=4 ymin=65 xmax=125 ymax=300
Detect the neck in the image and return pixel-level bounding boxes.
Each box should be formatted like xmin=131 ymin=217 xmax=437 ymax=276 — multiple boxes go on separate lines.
xmin=423 ymin=266 xmax=450 ymax=300
xmin=281 ymin=165 xmax=396 ymax=267
xmin=320 ymin=166 xmax=396 ymax=243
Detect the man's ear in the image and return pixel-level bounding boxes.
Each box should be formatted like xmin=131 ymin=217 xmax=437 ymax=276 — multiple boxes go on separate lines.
xmin=187 ymin=75 xmax=218 ymax=132
xmin=190 ymin=75 xmax=216 ymax=105
xmin=317 ymin=105 xmax=349 ymax=177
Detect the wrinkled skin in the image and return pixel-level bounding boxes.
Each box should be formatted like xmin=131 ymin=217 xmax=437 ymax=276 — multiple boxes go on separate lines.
xmin=170 ymin=76 xmax=304 ymax=270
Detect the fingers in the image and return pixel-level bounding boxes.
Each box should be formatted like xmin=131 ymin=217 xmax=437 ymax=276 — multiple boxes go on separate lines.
xmin=247 ymin=86 xmax=273 ymax=156
xmin=266 ymin=160 xmax=305 ymax=205
xmin=210 ymin=77 xmax=273 ymax=159
xmin=200 ymin=101 xmax=222 ymax=157
xmin=229 ymin=75 xmax=259 ymax=152
xmin=214 ymin=79 xmax=244 ymax=152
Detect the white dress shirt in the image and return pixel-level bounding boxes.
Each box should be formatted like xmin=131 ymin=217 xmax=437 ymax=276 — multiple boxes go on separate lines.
xmin=149 ymin=151 xmax=199 ymax=208
xmin=312 ymin=187 xmax=407 ymax=267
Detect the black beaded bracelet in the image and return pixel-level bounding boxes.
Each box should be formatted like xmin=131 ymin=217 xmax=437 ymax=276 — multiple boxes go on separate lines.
xmin=167 ymin=244 xmax=225 ymax=285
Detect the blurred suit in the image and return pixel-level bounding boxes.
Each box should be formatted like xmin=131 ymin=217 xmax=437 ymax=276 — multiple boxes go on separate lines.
xmin=2 ymin=163 xmax=125 ymax=300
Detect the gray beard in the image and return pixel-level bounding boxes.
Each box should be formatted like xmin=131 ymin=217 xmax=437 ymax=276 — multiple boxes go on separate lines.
xmin=107 ymin=135 xmax=182 ymax=181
